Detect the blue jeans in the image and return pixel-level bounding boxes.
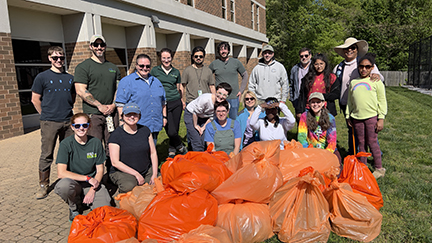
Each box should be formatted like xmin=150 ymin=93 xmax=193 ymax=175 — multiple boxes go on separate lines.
xmin=227 ymin=98 xmax=239 ymax=120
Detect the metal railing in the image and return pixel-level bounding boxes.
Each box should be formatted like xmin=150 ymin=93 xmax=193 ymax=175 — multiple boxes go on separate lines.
xmin=408 ymin=35 xmax=432 ymax=89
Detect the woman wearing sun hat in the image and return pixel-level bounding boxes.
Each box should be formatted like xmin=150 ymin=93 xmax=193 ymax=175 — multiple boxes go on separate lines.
xmin=333 ymin=37 xmax=384 ymax=155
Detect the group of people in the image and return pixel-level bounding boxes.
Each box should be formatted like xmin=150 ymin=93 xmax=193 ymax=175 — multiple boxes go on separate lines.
xmin=30 ymin=34 xmax=387 ymax=222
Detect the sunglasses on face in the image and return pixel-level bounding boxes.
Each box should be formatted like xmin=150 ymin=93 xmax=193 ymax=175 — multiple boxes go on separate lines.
xmin=300 ymin=54 xmax=309 ymax=58
xmin=92 ymin=42 xmax=106 ymax=48
xmin=72 ymin=123 xmax=90 ymax=129
xmin=137 ymin=64 xmax=151 ymax=69
xmin=245 ymin=97 xmax=255 ymax=101
xmin=343 ymin=45 xmax=357 ymax=51
xmin=51 ymin=56 xmax=65 ymax=61
xmin=359 ymin=65 xmax=373 ymax=69
xmin=194 ymin=55 xmax=204 ymax=59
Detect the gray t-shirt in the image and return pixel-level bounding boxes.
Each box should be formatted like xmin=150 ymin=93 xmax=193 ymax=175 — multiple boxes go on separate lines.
xmin=209 ymin=58 xmax=246 ymax=99
xmin=181 ymin=65 xmax=215 ymax=103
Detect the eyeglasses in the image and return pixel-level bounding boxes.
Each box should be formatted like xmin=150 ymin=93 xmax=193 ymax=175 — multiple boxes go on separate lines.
xmin=300 ymin=54 xmax=309 ymax=58
xmin=216 ymin=110 xmax=228 ymax=113
xmin=359 ymin=65 xmax=373 ymax=69
xmin=137 ymin=64 xmax=151 ymax=69
xmin=245 ymin=97 xmax=255 ymax=101
xmin=72 ymin=123 xmax=90 ymax=129
xmin=217 ymin=92 xmax=228 ymax=98
xmin=92 ymin=42 xmax=106 ymax=48
xmin=343 ymin=45 xmax=357 ymax=51
xmin=51 ymin=56 xmax=65 ymax=61
xmin=194 ymin=55 xmax=204 ymax=59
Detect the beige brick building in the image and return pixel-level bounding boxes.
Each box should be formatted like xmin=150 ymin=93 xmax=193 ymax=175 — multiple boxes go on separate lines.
xmin=0 ymin=0 xmax=267 ymax=139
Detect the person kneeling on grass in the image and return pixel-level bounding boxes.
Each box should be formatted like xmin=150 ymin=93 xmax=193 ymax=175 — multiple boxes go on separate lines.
xmin=298 ymin=92 xmax=342 ymax=168
xmin=108 ymin=103 xmax=159 ymax=193
xmin=204 ymin=100 xmax=241 ymax=155
xmin=54 ymin=113 xmax=111 ymax=222
xmin=346 ymin=53 xmax=387 ymax=179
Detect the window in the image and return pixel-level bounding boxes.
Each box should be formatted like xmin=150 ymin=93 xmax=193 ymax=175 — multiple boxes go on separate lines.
xmin=12 ymin=39 xmax=63 ymax=116
xmin=105 ymin=48 xmax=128 ymax=77
xmin=251 ymin=2 xmax=254 ymax=29
xmin=222 ymin=0 xmax=226 ymax=19
xmin=187 ymin=0 xmax=193 ymax=6
xmin=256 ymin=6 xmax=259 ymax=31
xmin=230 ymin=0 xmax=235 ymax=22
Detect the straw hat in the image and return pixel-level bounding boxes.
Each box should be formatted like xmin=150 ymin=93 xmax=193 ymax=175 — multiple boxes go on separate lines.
xmin=334 ymin=37 xmax=368 ymax=58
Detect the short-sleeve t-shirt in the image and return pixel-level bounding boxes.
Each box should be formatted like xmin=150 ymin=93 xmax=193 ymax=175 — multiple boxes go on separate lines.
xmin=74 ymin=58 xmax=121 ymax=115
xmin=204 ymin=118 xmax=241 ymax=142
xmin=108 ymin=125 xmax=151 ymax=176
xmin=150 ymin=65 xmax=181 ymax=102
xmin=181 ymin=65 xmax=215 ymax=103
xmin=209 ymin=58 xmax=246 ymax=99
xmin=31 ymin=69 xmax=74 ymax=121
xmin=56 ymin=135 xmax=106 ymax=177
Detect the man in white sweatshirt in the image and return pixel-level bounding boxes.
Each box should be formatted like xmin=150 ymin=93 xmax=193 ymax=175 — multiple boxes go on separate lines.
xmin=248 ymin=45 xmax=289 ymax=103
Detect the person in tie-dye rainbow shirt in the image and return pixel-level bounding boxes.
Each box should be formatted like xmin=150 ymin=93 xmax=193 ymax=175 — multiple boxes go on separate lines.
xmin=298 ymin=92 xmax=342 ymax=165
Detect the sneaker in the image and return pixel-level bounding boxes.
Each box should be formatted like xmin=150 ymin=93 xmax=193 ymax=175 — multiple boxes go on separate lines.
xmin=35 ymin=185 xmax=48 ymax=200
xmin=177 ymin=145 xmax=188 ymax=155
xmin=372 ymin=168 xmax=386 ymax=179
xmin=168 ymin=151 xmax=176 ymax=158
xmin=69 ymin=209 xmax=80 ymax=222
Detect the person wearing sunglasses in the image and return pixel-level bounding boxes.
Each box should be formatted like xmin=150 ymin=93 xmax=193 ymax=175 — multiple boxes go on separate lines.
xmin=115 ymin=54 xmax=167 ymax=146
xmin=31 ymin=46 xmax=75 ymax=200
xmin=150 ymin=48 xmax=188 ymax=158
xmin=236 ymin=90 xmax=265 ymax=150
xmin=184 ymin=82 xmax=232 ymax=151
xmin=108 ymin=103 xmax=159 ymax=193
xmin=54 ymin=113 xmax=111 ymax=222
xmin=249 ymin=45 xmax=289 ymax=104
xmin=204 ymin=100 xmax=241 ymax=156
xmin=181 ymin=46 xmax=216 ymax=105
xmin=346 ymin=53 xmax=387 ymax=179
xmin=333 ymin=37 xmax=384 ymax=155
xmin=250 ymin=97 xmax=296 ymax=150
xmin=74 ymin=35 xmax=121 ymax=171
xmin=209 ymin=42 xmax=248 ymax=120
xmin=289 ymin=47 xmax=312 ymax=121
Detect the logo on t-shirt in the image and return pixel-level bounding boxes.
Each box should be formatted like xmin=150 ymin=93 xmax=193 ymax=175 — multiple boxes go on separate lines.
xmin=87 ymin=152 xmax=97 ymax=159
xmin=108 ymin=68 xmax=116 ymax=73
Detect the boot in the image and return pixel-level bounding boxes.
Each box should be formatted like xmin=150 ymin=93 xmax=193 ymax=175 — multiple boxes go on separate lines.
xmin=36 ymin=170 xmax=50 ymax=199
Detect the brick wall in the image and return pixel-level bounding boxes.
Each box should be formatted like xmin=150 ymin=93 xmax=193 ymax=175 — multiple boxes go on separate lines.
xmin=127 ymin=47 xmax=157 ymax=74
xmin=0 ymin=32 xmax=24 ymax=140
xmin=233 ymin=0 xmax=250 ymax=28
xmin=195 ymin=0 xmax=221 ymax=17
xmin=258 ymin=6 xmax=266 ymax=34
xmin=171 ymin=51 xmax=190 ymax=73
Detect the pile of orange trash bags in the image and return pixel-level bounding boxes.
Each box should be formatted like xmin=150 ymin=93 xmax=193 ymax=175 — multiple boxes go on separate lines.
xmin=69 ymin=140 xmax=384 ymax=243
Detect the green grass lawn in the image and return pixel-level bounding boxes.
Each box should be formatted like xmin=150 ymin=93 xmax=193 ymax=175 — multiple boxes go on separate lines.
xmin=155 ymin=87 xmax=432 ymax=242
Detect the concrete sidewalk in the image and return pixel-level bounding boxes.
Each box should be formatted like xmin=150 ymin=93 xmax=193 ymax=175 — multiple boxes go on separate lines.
xmin=0 ymin=130 xmax=78 ymax=242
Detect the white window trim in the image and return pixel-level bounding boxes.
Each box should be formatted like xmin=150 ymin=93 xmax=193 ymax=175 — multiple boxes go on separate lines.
xmin=230 ymin=0 xmax=235 ymax=22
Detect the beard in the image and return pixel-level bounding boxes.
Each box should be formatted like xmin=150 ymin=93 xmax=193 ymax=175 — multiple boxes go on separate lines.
xmin=92 ymin=48 xmax=105 ymax=58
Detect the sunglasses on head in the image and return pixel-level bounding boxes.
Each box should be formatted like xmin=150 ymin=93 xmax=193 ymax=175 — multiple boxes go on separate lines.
xmin=266 ymin=100 xmax=277 ymax=105
xmin=51 ymin=56 xmax=65 ymax=61
xmin=137 ymin=64 xmax=151 ymax=69
xmin=300 ymin=54 xmax=309 ymax=58
xmin=359 ymin=65 xmax=373 ymax=69
xmin=72 ymin=123 xmax=90 ymax=129
xmin=245 ymin=97 xmax=255 ymax=101
xmin=92 ymin=42 xmax=106 ymax=48
xmin=194 ymin=55 xmax=204 ymax=59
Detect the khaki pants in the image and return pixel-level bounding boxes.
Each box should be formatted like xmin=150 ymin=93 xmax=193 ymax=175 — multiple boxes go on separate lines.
xmin=39 ymin=120 xmax=72 ymax=172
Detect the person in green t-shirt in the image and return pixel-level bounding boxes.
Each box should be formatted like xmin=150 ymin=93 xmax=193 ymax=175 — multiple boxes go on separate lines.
xmin=54 ymin=113 xmax=111 ymax=222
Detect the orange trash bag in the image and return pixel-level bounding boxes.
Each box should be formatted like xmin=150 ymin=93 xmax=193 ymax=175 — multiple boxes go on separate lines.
xmin=216 ymin=203 xmax=273 ymax=243
xmin=211 ymin=158 xmax=283 ymax=204
xmin=278 ymin=140 xmax=340 ymax=183
xmin=68 ymin=206 xmax=137 ymax=243
xmin=323 ymin=167 xmax=383 ymax=242
xmin=175 ymin=224 xmax=233 ymax=243
xmin=225 ymin=140 xmax=281 ymax=173
xmin=116 ymin=237 xmax=141 ymax=243
xmin=138 ymin=189 xmax=218 ymax=243
xmin=161 ymin=145 xmax=232 ymax=193
xmin=269 ymin=167 xmax=331 ymax=243
xmin=338 ymin=152 xmax=384 ymax=210
xmin=114 ymin=180 xmax=162 ymax=219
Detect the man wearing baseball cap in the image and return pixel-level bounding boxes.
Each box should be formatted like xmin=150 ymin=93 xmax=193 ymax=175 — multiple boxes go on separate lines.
xmin=74 ymin=34 xmax=121 ymax=170
xmin=248 ymin=44 xmax=289 ymax=103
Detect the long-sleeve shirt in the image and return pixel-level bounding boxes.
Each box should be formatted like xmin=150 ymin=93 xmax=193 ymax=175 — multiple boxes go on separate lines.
xmin=346 ymin=77 xmax=387 ymax=120
xmin=250 ymin=103 xmax=295 ymax=150
xmin=298 ymin=110 xmax=337 ymax=153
